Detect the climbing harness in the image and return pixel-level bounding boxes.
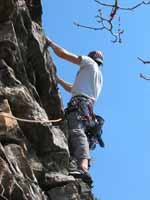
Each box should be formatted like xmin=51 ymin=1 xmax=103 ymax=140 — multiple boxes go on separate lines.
xmin=66 ymin=95 xmax=94 ymax=121
xmin=65 ymin=95 xmax=105 ymax=150
xmin=0 ymin=112 xmax=62 ymax=124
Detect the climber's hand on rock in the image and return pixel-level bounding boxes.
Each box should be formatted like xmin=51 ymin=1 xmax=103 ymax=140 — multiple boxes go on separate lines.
xmin=46 ymin=37 xmax=53 ymax=47
xmin=56 ymin=75 xmax=61 ymax=84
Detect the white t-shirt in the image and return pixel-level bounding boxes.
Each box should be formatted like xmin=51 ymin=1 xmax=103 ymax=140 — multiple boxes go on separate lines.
xmin=71 ymin=56 xmax=103 ymax=102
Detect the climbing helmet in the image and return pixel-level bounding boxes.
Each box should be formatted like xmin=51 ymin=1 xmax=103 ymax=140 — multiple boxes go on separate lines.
xmin=88 ymin=50 xmax=103 ymax=65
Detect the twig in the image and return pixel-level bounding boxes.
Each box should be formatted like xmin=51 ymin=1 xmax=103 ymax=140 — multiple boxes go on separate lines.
xmin=94 ymin=0 xmax=150 ymax=10
xmin=140 ymin=73 xmax=150 ymax=80
xmin=73 ymin=22 xmax=103 ymax=31
xmin=138 ymin=57 xmax=150 ymax=64
xmin=138 ymin=57 xmax=150 ymax=80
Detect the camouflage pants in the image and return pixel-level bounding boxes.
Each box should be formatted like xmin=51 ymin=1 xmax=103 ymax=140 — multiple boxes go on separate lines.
xmin=66 ymin=96 xmax=94 ymax=161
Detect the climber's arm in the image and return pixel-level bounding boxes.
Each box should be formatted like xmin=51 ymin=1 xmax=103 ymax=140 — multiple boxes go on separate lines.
xmin=56 ymin=76 xmax=72 ymax=93
xmin=46 ymin=38 xmax=81 ymax=65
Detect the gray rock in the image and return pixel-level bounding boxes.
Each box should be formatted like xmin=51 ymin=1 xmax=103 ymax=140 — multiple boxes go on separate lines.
xmin=0 ymin=0 xmax=15 ymax=22
xmin=47 ymin=183 xmax=80 ymax=200
xmin=45 ymin=172 xmax=75 ymax=188
xmin=0 ymin=0 xmax=94 ymax=199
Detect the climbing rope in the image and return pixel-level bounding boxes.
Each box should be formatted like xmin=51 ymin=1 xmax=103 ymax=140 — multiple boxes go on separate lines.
xmin=0 ymin=113 xmax=62 ymax=124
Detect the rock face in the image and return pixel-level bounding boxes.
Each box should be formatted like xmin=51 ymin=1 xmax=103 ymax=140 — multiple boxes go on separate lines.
xmin=0 ymin=0 xmax=94 ymax=199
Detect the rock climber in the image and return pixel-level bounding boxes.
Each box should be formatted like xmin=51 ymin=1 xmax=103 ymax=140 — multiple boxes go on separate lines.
xmin=46 ymin=38 xmax=103 ymax=178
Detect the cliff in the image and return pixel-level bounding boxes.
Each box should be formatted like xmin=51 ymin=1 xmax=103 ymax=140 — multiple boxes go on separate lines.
xmin=0 ymin=0 xmax=94 ymax=199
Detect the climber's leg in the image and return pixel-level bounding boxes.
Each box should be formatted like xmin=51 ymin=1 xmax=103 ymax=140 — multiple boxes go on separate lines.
xmin=68 ymin=127 xmax=90 ymax=171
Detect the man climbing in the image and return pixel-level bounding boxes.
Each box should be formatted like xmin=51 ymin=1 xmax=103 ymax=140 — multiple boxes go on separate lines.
xmin=46 ymin=38 xmax=103 ymax=178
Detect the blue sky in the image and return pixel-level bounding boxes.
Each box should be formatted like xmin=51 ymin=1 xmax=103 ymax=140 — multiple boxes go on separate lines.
xmin=42 ymin=1 xmax=150 ymax=199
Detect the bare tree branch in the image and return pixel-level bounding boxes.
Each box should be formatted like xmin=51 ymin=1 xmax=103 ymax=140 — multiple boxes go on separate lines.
xmin=138 ymin=57 xmax=150 ymax=64
xmin=74 ymin=0 xmax=150 ymax=43
xmin=115 ymin=1 xmax=150 ymax=10
xmin=94 ymin=0 xmax=150 ymax=10
xmin=73 ymin=22 xmax=103 ymax=31
xmin=94 ymin=0 xmax=116 ymax=8
xmin=140 ymin=73 xmax=150 ymax=80
xmin=138 ymin=57 xmax=150 ymax=80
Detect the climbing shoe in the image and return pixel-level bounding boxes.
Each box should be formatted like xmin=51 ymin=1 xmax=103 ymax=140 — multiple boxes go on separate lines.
xmin=69 ymin=169 xmax=93 ymax=186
